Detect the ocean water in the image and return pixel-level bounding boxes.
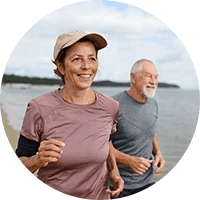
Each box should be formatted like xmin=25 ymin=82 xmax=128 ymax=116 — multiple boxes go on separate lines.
xmin=0 ymin=85 xmax=199 ymax=182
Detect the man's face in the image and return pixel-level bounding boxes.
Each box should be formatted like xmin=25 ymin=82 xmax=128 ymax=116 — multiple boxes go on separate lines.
xmin=133 ymin=61 xmax=158 ymax=98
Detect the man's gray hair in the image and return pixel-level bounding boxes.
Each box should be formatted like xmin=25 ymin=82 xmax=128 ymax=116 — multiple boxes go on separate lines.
xmin=130 ymin=59 xmax=155 ymax=74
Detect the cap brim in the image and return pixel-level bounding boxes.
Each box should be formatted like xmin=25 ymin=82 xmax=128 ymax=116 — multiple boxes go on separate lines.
xmin=82 ymin=33 xmax=107 ymax=50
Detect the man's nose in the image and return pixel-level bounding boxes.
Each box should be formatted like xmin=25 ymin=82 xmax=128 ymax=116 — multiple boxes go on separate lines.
xmin=150 ymin=76 xmax=158 ymax=85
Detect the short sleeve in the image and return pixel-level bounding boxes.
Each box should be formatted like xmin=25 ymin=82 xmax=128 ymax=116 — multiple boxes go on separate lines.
xmin=155 ymin=99 xmax=159 ymax=117
xmin=111 ymin=102 xmax=119 ymax=134
xmin=111 ymin=118 xmax=117 ymax=134
xmin=20 ymin=100 xmax=43 ymax=142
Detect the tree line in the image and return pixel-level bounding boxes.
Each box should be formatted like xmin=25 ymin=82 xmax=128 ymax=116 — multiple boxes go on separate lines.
xmin=1 ymin=74 xmax=180 ymax=88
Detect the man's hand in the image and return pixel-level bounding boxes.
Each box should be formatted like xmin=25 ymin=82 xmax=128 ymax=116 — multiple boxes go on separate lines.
xmin=107 ymin=169 xmax=124 ymax=198
xmin=127 ymin=155 xmax=153 ymax=175
xmin=153 ymin=152 xmax=165 ymax=174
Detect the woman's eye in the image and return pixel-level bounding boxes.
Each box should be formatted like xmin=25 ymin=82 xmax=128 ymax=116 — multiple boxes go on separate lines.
xmin=72 ymin=57 xmax=81 ymax=62
xmin=90 ymin=57 xmax=97 ymax=61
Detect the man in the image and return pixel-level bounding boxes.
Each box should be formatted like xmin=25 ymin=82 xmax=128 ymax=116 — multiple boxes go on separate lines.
xmin=110 ymin=59 xmax=165 ymax=198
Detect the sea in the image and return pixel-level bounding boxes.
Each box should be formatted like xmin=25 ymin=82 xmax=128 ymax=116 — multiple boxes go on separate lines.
xmin=0 ymin=84 xmax=199 ymax=183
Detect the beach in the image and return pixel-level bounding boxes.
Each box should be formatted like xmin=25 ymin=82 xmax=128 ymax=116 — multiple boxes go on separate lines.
xmin=1 ymin=107 xmax=20 ymax=150
xmin=1 ymin=106 xmax=41 ymax=177
xmin=0 ymin=85 xmax=199 ymax=184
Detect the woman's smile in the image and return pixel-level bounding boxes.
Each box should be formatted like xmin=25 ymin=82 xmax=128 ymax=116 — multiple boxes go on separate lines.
xmin=77 ymin=74 xmax=91 ymax=79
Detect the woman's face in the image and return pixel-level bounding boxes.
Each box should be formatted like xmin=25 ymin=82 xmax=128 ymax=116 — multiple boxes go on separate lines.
xmin=60 ymin=40 xmax=98 ymax=90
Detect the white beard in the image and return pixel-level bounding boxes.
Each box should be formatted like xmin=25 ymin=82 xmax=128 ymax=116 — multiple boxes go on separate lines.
xmin=142 ymin=84 xmax=157 ymax=98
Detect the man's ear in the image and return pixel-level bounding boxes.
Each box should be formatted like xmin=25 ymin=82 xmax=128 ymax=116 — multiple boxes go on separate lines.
xmin=56 ymin=61 xmax=65 ymax=75
xmin=130 ymin=73 xmax=136 ymax=85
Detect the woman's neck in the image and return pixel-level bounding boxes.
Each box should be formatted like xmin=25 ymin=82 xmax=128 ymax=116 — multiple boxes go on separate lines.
xmin=60 ymin=86 xmax=96 ymax=105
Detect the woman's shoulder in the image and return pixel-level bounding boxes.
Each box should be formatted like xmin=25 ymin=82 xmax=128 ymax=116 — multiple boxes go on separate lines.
xmin=32 ymin=90 xmax=60 ymax=104
xmin=95 ymin=91 xmax=119 ymax=114
xmin=96 ymin=91 xmax=118 ymax=105
xmin=28 ymin=90 xmax=62 ymax=118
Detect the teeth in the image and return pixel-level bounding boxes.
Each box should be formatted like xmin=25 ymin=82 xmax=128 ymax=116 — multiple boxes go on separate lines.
xmin=79 ymin=74 xmax=90 ymax=78
xmin=146 ymin=85 xmax=156 ymax=88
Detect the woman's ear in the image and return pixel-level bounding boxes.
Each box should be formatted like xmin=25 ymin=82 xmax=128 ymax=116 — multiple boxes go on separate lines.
xmin=56 ymin=61 xmax=65 ymax=76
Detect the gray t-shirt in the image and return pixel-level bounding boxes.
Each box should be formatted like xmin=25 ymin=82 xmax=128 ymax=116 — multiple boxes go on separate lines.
xmin=111 ymin=91 xmax=158 ymax=189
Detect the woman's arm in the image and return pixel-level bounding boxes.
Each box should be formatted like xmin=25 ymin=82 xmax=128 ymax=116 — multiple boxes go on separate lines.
xmin=16 ymin=134 xmax=41 ymax=173
xmin=19 ymin=155 xmax=42 ymax=174
xmin=16 ymin=136 xmax=65 ymax=173
xmin=107 ymin=141 xmax=124 ymax=198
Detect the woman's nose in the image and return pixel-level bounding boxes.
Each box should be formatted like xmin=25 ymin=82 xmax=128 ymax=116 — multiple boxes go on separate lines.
xmin=81 ymin=59 xmax=90 ymax=70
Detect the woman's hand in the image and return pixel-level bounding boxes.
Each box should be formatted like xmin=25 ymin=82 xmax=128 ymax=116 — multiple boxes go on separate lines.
xmin=107 ymin=168 xmax=124 ymax=198
xmin=37 ymin=139 xmax=65 ymax=167
xmin=19 ymin=139 xmax=65 ymax=173
xmin=107 ymin=142 xmax=124 ymax=197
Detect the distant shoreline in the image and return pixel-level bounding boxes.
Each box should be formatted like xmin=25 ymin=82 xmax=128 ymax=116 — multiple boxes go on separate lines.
xmin=2 ymin=74 xmax=180 ymax=88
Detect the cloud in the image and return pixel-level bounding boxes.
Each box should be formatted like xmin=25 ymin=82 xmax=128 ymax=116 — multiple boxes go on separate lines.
xmin=4 ymin=1 xmax=198 ymax=89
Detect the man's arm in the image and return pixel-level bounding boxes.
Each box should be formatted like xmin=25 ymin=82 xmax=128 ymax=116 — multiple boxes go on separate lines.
xmin=110 ymin=142 xmax=152 ymax=175
xmin=152 ymin=134 xmax=165 ymax=174
xmin=107 ymin=142 xmax=124 ymax=198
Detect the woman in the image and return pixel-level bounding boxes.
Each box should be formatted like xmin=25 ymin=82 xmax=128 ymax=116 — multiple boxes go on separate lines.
xmin=15 ymin=30 xmax=123 ymax=199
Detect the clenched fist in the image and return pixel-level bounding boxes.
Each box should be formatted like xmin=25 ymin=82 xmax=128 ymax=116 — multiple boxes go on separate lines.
xmin=127 ymin=156 xmax=153 ymax=175
xmin=37 ymin=139 xmax=65 ymax=167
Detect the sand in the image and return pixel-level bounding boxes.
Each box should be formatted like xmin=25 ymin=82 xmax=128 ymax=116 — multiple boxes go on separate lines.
xmin=1 ymin=107 xmax=39 ymax=176
xmin=1 ymin=107 xmax=20 ymax=150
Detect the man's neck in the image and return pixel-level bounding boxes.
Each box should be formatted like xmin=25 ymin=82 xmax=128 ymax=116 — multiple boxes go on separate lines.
xmin=127 ymin=88 xmax=147 ymax=103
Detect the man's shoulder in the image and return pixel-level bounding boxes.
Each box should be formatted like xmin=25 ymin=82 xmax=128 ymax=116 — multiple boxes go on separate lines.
xmin=148 ymin=97 xmax=158 ymax=106
xmin=147 ymin=98 xmax=159 ymax=114
xmin=112 ymin=91 xmax=127 ymax=102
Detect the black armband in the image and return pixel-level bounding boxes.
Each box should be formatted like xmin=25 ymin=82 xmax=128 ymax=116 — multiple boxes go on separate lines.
xmin=15 ymin=134 xmax=40 ymax=158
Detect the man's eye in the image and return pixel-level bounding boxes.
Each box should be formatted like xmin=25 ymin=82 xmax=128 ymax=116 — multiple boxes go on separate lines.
xmin=145 ymin=74 xmax=151 ymax=78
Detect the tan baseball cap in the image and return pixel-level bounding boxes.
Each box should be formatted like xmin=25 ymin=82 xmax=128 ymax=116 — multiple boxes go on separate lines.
xmin=53 ymin=30 xmax=107 ymax=61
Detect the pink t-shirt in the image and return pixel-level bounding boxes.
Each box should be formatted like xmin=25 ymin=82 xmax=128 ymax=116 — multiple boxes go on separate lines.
xmin=20 ymin=90 xmax=119 ymax=199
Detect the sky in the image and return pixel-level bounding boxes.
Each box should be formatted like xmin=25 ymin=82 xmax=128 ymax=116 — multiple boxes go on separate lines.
xmin=3 ymin=0 xmax=199 ymax=89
